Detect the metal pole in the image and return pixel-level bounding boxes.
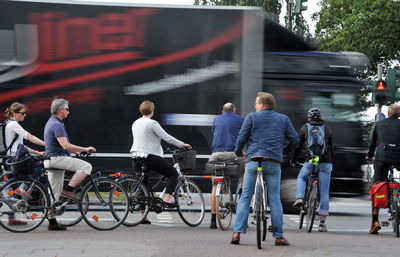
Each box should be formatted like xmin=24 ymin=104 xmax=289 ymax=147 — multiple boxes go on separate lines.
xmin=377 ymin=64 xmax=383 ymax=121
xmin=287 ymin=0 xmax=294 ymax=31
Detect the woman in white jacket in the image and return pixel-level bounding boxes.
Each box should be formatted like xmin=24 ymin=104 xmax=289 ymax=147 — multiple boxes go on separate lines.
xmin=3 ymin=102 xmax=45 ymax=225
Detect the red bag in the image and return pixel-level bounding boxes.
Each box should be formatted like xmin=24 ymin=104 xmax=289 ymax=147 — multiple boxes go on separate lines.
xmin=369 ymin=182 xmax=389 ymax=208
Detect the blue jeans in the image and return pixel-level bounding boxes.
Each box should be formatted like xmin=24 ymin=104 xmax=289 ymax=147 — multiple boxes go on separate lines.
xmin=296 ymin=162 xmax=332 ymax=216
xmin=233 ymin=161 xmax=284 ymax=238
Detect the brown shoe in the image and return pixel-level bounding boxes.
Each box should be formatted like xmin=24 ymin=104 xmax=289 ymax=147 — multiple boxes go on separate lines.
xmin=48 ymin=223 xmax=67 ymax=231
xmin=231 ymin=232 xmax=240 ymax=245
xmin=60 ymin=190 xmax=81 ymax=202
xmin=275 ymin=237 xmax=290 ymax=246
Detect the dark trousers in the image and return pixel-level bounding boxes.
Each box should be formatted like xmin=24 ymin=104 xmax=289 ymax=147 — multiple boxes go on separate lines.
xmin=143 ymin=154 xmax=178 ymax=195
xmin=373 ymin=160 xmax=400 ymax=183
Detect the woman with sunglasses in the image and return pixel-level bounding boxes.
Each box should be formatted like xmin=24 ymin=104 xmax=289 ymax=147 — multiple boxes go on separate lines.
xmin=3 ymin=102 xmax=45 ymax=225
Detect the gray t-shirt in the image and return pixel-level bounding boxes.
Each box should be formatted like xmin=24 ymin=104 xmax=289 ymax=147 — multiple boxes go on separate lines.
xmin=130 ymin=117 xmax=184 ymax=157
xmin=44 ymin=115 xmax=70 ymax=157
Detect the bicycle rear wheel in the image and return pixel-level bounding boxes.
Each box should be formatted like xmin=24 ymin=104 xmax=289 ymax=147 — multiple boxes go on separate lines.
xmin=255 ymin=183 xmax=263 ymax=249
xmin=118 ymin=176 xmax=150 ymax=227
xmin=306 ymin=183 xmax=318 ymax=233
xmin=80 ymin=178 xmax=129 ymax=231
xmin=57 ymin=177 xmax=85 ymax=227
xmin=0 ymin=178 xmax=50 ymax=233
xmin=216 ymin=178 xmax=233 ymax=231
xmin=262 ymin=189 xmax=267 ymax=241
xmin=175 ymin=179 xmax=205 ymax=227
xmin=392 ymin=196 xmax=399 ymax=238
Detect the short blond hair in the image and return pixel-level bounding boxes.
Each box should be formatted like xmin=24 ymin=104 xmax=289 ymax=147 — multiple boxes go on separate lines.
xmin=139 ymin=101 xmax=154 ymax=115
xmin=257 ymin=92 xmax=276 ymax=110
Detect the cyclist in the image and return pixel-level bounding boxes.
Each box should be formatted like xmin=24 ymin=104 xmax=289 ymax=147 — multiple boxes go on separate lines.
xmin=44 ymin=98 xmax=96 ymax=231
xmin=3 ymin=102 xmax=45 ymax=225
xmin=366 ymin=103 xmax=400 ymax=234
xmin=130 ymin=100 xmax=191 ymax=223
xmin=209 ymin=102 xmax=244 ymax=229
xmin=290 ymin=107 xmax=334 ymax=232
xmin=231 ymin=92 xmax=298 ymax=246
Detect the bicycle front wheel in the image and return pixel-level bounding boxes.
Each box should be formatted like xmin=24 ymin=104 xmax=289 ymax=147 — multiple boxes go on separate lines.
xmin=118 ymin=176 xmax=150 ymax=227
xmin=0 ymin=178 xmax=50 ymax=233
xmin=299 ymin=184 xmax=308 ymax=229
xmin=306 ymin=183 xmax=318 ymax=233
xmin=216 ymin=178 xmax=233 ymax=231
xmin=255 ymin=183 xmax=263 ymax=249
xmin=80 ymin=178 xmax=129 ymax=231
xmin=175 ymin=179 xmax=205 ymax=227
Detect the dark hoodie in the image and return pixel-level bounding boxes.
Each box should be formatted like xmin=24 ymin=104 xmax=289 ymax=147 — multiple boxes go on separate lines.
xmin=291 ymin=118 xmax=334 ymax=163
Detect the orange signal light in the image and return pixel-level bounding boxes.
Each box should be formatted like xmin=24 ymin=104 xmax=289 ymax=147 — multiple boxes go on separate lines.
xmin=376 ymin=81 xmax=386 ymax=91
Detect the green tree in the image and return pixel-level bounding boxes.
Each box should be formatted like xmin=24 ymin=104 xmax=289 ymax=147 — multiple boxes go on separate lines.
xmin=194 ymin=0 xmax=282 ymax=22
xmin=195 ymin=1 xmax=313 ymax=43
xmin=313 ymin=0 xmax=400 ymax=75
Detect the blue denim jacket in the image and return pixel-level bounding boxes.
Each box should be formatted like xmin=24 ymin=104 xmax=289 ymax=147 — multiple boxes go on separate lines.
xmin=235 ymin=109 xmax=299 ymax=163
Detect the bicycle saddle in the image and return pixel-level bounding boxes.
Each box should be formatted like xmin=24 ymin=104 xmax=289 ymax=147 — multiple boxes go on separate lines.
xmin=250 ymin=156 xmax=269 ymax=162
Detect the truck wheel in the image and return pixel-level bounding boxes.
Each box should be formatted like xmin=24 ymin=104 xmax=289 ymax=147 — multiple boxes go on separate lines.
xmin=281 ymin=178 xmax=298 ymax=214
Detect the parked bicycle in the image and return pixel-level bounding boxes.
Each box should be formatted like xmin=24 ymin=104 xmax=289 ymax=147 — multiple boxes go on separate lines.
xmin=0 ymin=153 xmax=129 ymax=232
xmin=251 ymin=156 xmax=276 ymax=249
xmin=116 ymin=148 xmax=205 ymax=227
xmin=298 ymin=156 xmax=320 ymax=233
xmin=205 ymin=160 xmax=243 ymax=230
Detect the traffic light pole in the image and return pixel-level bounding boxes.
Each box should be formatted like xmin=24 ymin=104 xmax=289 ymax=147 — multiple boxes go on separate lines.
xmin=287 ymin=0 xmax=294 ymax=31
xmin=377 ymin=64 xmax=383 ymax=122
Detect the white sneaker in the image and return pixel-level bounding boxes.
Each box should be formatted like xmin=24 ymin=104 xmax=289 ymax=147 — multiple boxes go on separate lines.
xmin=292 ymin=198 xmax=303 ymax=207
xmin=318 ymin=225 xmax=328 ymax=232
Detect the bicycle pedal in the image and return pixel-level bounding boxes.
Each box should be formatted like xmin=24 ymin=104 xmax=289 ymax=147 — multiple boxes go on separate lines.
xmin=268 ymin=226 xmax=278 ymax=232
xmin=381 ymin=221 xmax=390 ymax=227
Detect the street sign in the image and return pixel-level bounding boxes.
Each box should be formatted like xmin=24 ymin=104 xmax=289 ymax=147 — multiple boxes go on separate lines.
xmin=375 ymin=113 xmax=386 ymax=121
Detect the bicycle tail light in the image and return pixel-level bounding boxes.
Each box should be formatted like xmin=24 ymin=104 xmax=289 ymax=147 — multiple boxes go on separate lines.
xmin=213 ymin=176 xmax=224 ymax=182
xmin=389 ymin=183 xmax=399 ymax=189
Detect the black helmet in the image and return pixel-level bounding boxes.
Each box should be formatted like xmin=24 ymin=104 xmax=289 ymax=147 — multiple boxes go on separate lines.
xmin=307 ymin=108 xmax=322 ymax=119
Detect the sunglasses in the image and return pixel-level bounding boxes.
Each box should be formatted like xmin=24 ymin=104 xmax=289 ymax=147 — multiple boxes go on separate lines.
xmin=64 ymin=108 xmax=70 ymax=112
xmin=16 ymin=112 xmax=27 ymax=115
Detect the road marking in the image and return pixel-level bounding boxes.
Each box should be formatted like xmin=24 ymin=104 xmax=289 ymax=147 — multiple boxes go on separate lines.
xmin=155 ymin=212 xmax=174 ymax=224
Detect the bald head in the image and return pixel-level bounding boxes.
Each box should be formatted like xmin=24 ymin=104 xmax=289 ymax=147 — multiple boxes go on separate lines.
xmin=222 ymin=103 xmax=236 ymax=113
xmin=388 ymin=104 xmax=400 ymax=117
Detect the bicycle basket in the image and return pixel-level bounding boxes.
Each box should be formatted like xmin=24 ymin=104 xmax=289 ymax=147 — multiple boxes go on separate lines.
xmin=173 ymin=150 xmax=196 ymax=170
xmin=6 ymin=155 xmax=36 ymax=175
xmin=205 ymin=161 xmax=244 ymax=177
xmin=5 ymin=143 xmax=37 ymax=175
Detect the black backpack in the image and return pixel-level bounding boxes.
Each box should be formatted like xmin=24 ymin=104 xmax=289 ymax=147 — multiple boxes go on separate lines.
xmin=0 ymin=120 xmax=19 ymax=155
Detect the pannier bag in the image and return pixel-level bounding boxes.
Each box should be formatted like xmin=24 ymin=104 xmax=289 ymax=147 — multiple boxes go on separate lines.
xmin=173 ymin=150 xmax=196 ymax=171
xmin=369 ymin=181 xmax=389 ymax=208
xmin=205 ymin=160 xmax=244 ymax=177
xmin=5 ymin=144 xmax=36 ymax=175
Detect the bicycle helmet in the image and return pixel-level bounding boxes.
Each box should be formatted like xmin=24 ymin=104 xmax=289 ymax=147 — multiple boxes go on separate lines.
xmin=307 ymin=107 xmax=322 ymax=119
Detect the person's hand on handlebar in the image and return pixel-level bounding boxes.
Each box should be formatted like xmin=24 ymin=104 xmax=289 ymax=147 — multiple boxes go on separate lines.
xmin=182 ymin=144 xmax=192 ymax=150
xmin=80 ymin=147 xmax=96 ymax=155
xmin=365 ymin=156 xmax=374 ymax=162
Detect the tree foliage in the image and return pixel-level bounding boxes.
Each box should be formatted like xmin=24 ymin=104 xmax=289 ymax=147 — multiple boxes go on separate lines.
xmin=194 ymin=0 xmax=282 ymax=21
xmin=314 ymin=0 xmax=400 ymax=74
xmin=194 ymin=1 xmax=313 ymax=43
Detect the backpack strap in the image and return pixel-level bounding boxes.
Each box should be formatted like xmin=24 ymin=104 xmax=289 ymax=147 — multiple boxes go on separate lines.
xmin=4 ymin=120 xmax=19 ymax=155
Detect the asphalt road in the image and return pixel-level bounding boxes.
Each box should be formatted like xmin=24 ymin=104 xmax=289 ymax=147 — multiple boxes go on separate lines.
xmin=1 ymin=197 xmax=399 ymax=257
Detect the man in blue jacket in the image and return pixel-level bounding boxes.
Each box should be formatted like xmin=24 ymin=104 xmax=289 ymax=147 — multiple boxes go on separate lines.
xmin=231 ymin=92 xmax=299 ymax=246
xmin=209 ymin=103 xmax=244 ymax=229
